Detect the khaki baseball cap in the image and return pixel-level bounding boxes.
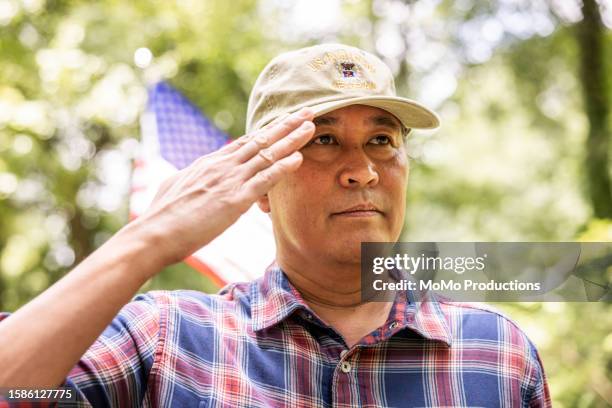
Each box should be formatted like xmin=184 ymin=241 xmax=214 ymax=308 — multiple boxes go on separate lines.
xmin=246 ymin=43 xmax=440 ymax=134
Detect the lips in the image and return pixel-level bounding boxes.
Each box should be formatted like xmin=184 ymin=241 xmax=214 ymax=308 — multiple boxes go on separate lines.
xmin=332 ymin=203 xmax=382 ymax=216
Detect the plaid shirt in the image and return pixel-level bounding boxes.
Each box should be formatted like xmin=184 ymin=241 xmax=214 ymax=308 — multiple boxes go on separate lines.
xmin=1 ymin=262 xmax=550 ymax=407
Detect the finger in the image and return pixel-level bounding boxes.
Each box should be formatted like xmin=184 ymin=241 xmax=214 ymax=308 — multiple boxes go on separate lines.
xmin=214 ymin=113 xmax=293 ymax=156
xmin=241 ymin=151 xmax=304 ymax=201
xmin=219 ymin=135 xmax=251 ymax=154
xmin=233 ymin=107 xmax=314 ymax=163
xmin=240 ymin=120 xmax=314 ymax=178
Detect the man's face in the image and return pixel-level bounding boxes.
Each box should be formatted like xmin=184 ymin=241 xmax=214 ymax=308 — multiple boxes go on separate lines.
xmin=257 ymin=104 xmax=409 ymax=264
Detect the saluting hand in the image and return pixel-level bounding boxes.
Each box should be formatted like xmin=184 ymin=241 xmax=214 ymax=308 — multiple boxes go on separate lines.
xmin=135 ymin=107 xmax=315 ymax=269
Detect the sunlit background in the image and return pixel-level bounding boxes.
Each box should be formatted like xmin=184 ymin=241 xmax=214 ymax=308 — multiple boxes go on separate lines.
xmin=0 ymin=0 xmax=611 ymax=405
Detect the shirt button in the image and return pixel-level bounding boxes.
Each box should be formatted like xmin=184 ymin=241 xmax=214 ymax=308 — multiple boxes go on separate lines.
xmin=340 ymin=350 xmax=348 ymax=358
xmin=340 ymin=361 xmax=351 ymax=373
xmin=389 ymin=321 xmax=399 ymax=330
xmin=304 ymin=313 xmax=313 ymax=320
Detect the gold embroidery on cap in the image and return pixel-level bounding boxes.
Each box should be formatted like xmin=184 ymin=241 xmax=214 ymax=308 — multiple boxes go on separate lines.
xmin=307 ymin=51 xmax=376 ymax=73
xmin=332 ymin=80 xmax=376 ymax=89
xmin=330 ymin=61 xmax=376 ymax=90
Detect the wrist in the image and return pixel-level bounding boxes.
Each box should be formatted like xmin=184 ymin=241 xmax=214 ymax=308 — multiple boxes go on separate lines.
xmin=106 ymin=217 xmax=171 ymax=281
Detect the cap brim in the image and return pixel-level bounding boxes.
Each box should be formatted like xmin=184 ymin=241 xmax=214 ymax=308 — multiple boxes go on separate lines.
xmin=305 ymin=95 xmax=440 ymax=130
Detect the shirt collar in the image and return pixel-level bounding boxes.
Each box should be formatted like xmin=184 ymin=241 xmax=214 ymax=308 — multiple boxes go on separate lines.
xmin=250 ymin=261 xmax=452 ymax=347
xmin=405 ymin=292 xmax=453 ymax=347
xmin=250 ymin=262 xmax=311 ymax=332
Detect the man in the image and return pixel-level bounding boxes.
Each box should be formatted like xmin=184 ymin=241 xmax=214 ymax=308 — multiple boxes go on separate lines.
xmin=0 ymin=44 xmax=551 ymax=407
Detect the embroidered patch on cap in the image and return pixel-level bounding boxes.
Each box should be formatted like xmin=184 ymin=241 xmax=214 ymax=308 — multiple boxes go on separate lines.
xmin=332 ymin=61 xmax=375 ymax=90
xmin=340 ymin=62 xmax=358 ymax=78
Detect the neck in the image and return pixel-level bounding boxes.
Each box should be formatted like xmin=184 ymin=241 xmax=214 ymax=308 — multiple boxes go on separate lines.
xmin=278 ymin=252 xmax=364 ymax=306
xmin=277 ymin=253 xmax=395 ymax=347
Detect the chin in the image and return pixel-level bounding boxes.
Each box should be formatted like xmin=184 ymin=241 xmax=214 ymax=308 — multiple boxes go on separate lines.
xmin=329 ymin=249 xmax=362 ymax=265
xmin=351 ymin=229 xmax=390 ymax=244
xmin=330 ymin=234 xmax=388 ymax=264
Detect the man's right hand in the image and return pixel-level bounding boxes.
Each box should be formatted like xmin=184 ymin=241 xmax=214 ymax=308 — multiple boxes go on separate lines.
xmin=135 ymin=107 xmax=315 ymax=270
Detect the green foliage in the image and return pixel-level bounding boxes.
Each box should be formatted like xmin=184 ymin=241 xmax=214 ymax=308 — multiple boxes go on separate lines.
xmin=0 ymin=0 xmax=610 ymax=406
xmin=497 ymin=302 xmax=612 ymax=407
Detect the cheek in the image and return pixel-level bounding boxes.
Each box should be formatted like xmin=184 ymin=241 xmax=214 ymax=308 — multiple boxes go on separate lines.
xmin=292 ymin=158 xmax=333 ymax=193
xmin=268 ymin=166 xmax=324 ymax=219
xmin=267 ymin=167 xmax=331 ymax=247
xmin=383 ymin=149 xmax=409 ymax=191
xmin=381 ymin=151 xmax=409 ymax=225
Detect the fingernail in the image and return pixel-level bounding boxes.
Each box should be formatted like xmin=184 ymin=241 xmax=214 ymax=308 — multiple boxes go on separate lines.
xmin=287 ymin=151 xmax=303 ymax=164
xmin=301 ymin=121 xmax=314 ymax=130
xmin=298 ymin=107 xmax=313 ymax=118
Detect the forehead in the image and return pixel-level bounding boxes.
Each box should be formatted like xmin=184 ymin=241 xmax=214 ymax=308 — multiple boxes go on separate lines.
xmin=313 ymin=105 xmax=402 ymax=130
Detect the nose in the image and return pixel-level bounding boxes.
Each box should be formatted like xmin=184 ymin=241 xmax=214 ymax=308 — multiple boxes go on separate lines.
xmin=338 ymin=150 xmax=380 ymax=188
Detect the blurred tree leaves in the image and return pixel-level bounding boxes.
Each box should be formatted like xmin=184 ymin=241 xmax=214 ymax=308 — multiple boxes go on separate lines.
xmin=0 ymin=0 xmax=610 ymax=406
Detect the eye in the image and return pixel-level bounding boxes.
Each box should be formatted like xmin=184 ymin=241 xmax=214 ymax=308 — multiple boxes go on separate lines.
xmin=369 ymin=135 xmax=392 ymax=145
xmin=310 ymin=134 xmax=338 ymax=145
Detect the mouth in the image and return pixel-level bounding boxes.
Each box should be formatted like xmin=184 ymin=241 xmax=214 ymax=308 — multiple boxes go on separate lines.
xmin=331 ymin=203 xmax=383 ymax=218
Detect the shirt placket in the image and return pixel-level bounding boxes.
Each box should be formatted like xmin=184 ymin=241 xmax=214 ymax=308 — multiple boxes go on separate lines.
xmin=332 ymin=346 xmax=360 ymax=408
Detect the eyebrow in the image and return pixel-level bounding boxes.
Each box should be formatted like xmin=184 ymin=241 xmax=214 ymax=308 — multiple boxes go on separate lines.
xmin=313 ymin=116 xmax=338 ymax=127
xmin=313 ymin=115 xmax=401 ymax=131
xmin=368 ymin=115 xmax=401 ymax=131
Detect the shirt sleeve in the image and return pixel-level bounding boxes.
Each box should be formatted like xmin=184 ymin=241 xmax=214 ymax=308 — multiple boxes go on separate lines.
xmin=525 ymin=339 xmax=552 ymax=408
xmin=0 ymin=293 xmax=162 ymax=408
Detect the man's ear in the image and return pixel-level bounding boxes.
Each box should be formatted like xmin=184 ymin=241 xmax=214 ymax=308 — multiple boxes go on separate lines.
xmin=256 ymin=194 xmax=271 ymax=213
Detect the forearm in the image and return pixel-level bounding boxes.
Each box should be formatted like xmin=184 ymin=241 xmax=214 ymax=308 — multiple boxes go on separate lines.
xmin=0 ymin=219 xmax=165 ymax=387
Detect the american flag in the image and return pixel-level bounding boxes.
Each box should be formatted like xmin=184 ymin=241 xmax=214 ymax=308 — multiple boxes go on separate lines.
xmin=130 ymin=81 xmax=276 ymax=287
